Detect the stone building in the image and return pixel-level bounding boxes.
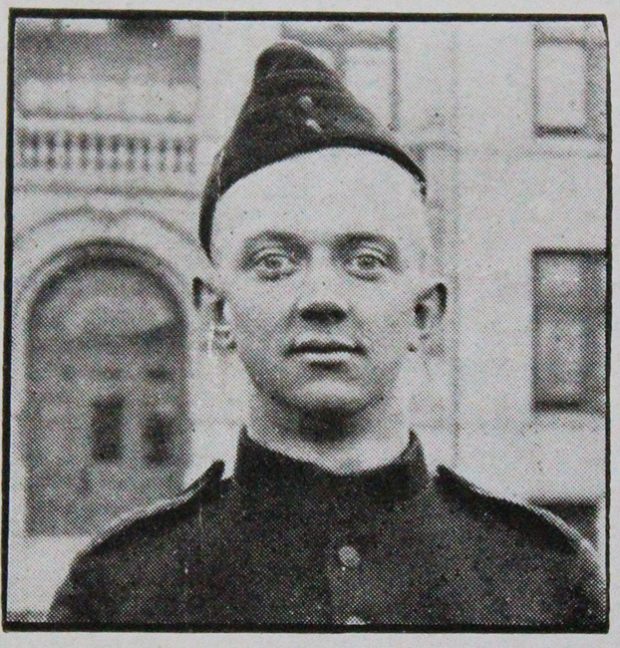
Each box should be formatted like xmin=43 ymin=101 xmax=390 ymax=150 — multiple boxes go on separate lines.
xmin=6 ymin=17 xmax=607 ymax=618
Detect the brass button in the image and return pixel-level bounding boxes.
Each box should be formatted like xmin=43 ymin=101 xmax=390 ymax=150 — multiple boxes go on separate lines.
xmin=305 ymin=118 xmax=322 ymax=133
xmin=338 ymin=545 xmax=361 ymax=568
xmin=345 ymin=615 xmax=366 ymax=625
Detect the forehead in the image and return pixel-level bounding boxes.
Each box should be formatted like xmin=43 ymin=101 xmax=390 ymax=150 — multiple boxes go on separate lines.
xmin=211 ymin=149 xmax=426 ymax=254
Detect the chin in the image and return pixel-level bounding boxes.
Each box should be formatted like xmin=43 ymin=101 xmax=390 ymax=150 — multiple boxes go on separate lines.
xmin=283 ymin=382 xmax=375 ymax=416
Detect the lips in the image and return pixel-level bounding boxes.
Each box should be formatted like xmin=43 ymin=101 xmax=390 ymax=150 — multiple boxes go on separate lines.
xmin=287 ymin=340 xmax=364 ymax=355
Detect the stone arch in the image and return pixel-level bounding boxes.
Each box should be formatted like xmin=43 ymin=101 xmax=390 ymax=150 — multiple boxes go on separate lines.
xmin=12 ymin=205 xmax=201 ymax=321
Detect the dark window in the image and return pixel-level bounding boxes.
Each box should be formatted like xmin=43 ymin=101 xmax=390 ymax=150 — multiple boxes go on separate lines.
xmin=281 ymin=22 xmax=399 ymax=130
xmin=146 ymin=367 xmax=172 ymax=382
xmin=113 ymin=18 xmax=173 ymax=35
xmin=91 ymin=397 xmax=124 ymax=461
xmin=533 ymin=23 xmax=606 ymax=140
xmin=532 ymin=250 xmax=606 ymax=412
xmin=143 ymin=414 xmax=174 ymax=464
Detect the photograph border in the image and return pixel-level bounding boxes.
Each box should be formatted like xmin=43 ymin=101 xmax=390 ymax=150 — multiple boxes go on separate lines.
xmin=1 ymin=7 xmax=611 ymax=634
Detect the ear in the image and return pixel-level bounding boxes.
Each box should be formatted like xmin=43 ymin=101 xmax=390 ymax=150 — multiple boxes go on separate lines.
xmin=412 ymin=281 xmax=447 ymax=339
xmin=193 ymin=276 xmax=220 ymax=310
xmin=192 ymin=258 xmax=225 ymax=312
xmin=193 ymin=262 xmax=237 ymax=351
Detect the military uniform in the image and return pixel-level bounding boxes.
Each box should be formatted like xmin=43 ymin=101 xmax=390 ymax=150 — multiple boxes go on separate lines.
xmin=49 ymin=431 xmax=605 ymax=628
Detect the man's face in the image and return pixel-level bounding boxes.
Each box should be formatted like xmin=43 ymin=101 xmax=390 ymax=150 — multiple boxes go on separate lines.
xmin=210 ymin=149 xmax=438 ymax=415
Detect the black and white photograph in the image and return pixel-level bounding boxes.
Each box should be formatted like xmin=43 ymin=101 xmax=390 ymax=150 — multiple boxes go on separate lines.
xmin=1 ymin=5 xmax=611 ymax=633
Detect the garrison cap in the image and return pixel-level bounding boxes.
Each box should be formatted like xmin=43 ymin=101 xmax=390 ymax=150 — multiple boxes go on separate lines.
xmin=199 ymin=41 xmax=426 ymax=257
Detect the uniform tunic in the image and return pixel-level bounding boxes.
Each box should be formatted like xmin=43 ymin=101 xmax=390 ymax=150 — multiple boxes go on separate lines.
xmin=48 ymin=432 xmax=605 ymax=628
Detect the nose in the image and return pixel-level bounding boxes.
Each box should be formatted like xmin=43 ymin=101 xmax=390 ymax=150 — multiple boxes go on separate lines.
xmin=299 ymin=298 xmax=347 ymax=324
xmin=296 ymin=260 xmax=349 ymax=325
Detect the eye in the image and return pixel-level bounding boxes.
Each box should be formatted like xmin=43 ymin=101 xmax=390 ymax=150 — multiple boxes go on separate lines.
xmin=253 ymin=250 xmax=297 ymax=279
xmin=346 ymin=250 xmax=388 ymax=278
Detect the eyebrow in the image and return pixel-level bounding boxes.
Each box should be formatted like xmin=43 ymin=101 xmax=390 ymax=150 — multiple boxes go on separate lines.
xmin=333 ymin=233 xmax=399 ymax=255
xmin=242 ymin=230 xmax=304 ymax=248
xmin=241 ymin=231 xmax=399 ymax=249
xmin=239 ymin=231 xmax=305 ymax=258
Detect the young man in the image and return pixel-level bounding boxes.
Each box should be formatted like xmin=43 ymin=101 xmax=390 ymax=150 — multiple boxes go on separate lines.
xmin=49 ymin=42 xmax=605 ymax=628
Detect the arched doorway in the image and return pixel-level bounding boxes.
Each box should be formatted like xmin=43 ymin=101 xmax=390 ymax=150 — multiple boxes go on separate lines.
xmin=24 ymin=246 xmax=189 ymax=535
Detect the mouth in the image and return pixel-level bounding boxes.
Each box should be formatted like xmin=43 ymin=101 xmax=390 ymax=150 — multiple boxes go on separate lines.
xmin=287 ymin=340 xmax=364 ymax=358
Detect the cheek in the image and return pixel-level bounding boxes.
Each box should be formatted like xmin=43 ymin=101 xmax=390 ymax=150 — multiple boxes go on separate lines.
xmin=227 ymin=288 xmax=286 ymax=341
xmin=361 ymin=286 xmax=412 ymax=341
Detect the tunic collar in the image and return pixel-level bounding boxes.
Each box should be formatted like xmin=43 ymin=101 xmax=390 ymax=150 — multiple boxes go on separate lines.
xmin=233 ymin=429 xmax=430 ymax=514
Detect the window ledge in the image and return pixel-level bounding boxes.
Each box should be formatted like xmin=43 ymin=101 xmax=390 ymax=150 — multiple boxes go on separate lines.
xmin=527 ymin=135 xmax=606 ymax=158
xmin=530 ymin=410 xmax=605 ymax=432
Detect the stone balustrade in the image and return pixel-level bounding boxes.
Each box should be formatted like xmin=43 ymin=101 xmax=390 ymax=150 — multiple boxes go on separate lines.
xmin=15 ymin=121 xmax=198 ymax=195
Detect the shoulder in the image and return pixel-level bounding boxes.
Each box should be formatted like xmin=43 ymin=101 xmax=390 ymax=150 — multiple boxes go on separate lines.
xmin=48 ymin=461 xmax=229 ymax=622
xmin=432 ymin=466 xmax=605 ymax=628
xmin=434 ymin=464 xmax=596 ymax=556
xmin=78 ymin=460 xmax=227 ymax=561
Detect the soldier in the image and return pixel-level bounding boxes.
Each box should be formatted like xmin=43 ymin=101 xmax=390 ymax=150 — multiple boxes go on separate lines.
xmin=49 ymin=42 xmax=605 ymax=628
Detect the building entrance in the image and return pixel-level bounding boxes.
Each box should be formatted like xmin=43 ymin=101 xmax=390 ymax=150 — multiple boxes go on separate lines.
xmin=25 ymin=250 xmax=189 ymax=535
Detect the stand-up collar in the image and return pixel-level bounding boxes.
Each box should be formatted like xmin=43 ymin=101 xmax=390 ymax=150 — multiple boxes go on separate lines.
xmin=233 ymin=429 xmax=430 ymax=513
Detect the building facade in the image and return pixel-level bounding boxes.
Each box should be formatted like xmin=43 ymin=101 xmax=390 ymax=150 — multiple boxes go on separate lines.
xmin=7 ymin=17 xmax=607 ymax=618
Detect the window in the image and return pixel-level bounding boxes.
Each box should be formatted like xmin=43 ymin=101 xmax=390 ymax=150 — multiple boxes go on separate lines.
xmin=281 ymin=22 xmax=399 ymax=129
xmin=533 ymin=22 xmax=607 ymax=139
xmin=146 ymin=367 xmax=172 ymax=383
xmin=112 ymin=18 xmax=172 ymax=35
xmin=91 ymin=396 xmax=124 ymax=461
xmin=532 ymin=250 xmax=606 ymax=412
xmin=143 ymin=413 xmax=173 ymax=465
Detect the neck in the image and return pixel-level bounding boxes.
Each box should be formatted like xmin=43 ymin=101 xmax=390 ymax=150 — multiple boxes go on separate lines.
xmin=246 ymin=389 xmax=410 ymax=475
